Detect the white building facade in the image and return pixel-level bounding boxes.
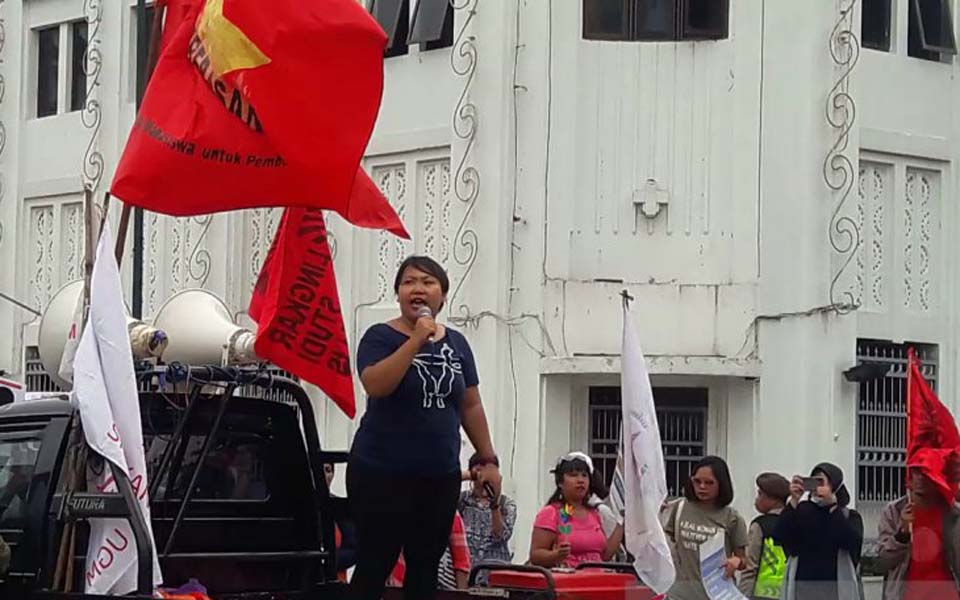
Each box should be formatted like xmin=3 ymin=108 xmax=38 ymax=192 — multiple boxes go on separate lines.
xmin=1 ymin=0 xmax=959 ymax=583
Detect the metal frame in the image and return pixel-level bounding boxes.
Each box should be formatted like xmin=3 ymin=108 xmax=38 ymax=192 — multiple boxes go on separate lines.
xmin=910 ymin=0 xmax=959 ymax=55
xmin=855 ymin=340 xmax=937 ymax=506
xmin=137 ymin=364 xmax=340 ymax=583
xmin=588 ymin=386 xmax=707 ymax=498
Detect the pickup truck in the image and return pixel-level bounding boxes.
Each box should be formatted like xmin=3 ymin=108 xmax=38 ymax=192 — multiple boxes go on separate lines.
xmin=0 ymin=364 xmax=649 ymax=600
xmin=0 ymin=365 xmax=348 ymax=600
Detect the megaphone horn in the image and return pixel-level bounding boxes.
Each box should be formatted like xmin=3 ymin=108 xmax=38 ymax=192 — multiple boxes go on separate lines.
xmin=38 ymin=280 xmax=168 ymax=390
xmin=152 ymin=289 xmax=258 ymax=366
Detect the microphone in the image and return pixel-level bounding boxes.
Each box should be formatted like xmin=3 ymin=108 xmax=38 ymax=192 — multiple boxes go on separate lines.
xmin=415 ymin=305 xmax=435 ymax=346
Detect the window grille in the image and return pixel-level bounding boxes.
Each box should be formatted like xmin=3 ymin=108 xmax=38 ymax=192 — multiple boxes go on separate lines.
xmin=855 ymin=340 xmax=937 ymax=507
xmin=589 ymin=386 xmax=707 ymax=498
xmin=24 ymin=346 xmax=62 ymax=393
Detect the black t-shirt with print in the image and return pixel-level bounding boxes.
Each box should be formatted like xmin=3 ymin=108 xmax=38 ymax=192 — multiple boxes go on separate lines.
xmin=350 ymin=323 xmax=479 ymax=476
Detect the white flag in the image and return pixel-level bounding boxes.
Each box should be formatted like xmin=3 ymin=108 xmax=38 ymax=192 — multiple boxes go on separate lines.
xmin=621 ymin=303 xmax=675 ymax=594
xmin=71 ymin=221 xmax=162 ymax=595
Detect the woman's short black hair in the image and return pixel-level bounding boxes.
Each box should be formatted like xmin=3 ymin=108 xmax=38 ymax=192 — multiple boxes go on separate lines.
xmin=393 ymin=255 xmax=450 ymax=295
xmin=546 ymin=457 xmax=609 ymax=505
xmin=684 ymin=455 xmax=735 ymax=508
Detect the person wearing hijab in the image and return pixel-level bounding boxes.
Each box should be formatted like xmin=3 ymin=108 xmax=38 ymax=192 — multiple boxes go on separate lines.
xmin=774 ymin=462 xmax=864 ymax=600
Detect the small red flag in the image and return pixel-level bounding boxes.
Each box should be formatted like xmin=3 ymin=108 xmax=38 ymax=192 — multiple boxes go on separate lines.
xmin=907 ymin=349 xmax=960 ymax=504
xmin=250 ymin=208 xmax=355 ymax=418
xmin=111 ymin=0 xmax=406 ymax=237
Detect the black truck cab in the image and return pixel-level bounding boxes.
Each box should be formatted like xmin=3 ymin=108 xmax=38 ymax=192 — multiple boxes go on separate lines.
xmin=0 ymin=366 xmax=347 ymax=600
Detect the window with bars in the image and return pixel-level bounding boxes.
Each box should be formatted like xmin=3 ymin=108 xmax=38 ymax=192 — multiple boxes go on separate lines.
xmin=589 ymin=386 xmax=707 ymax=498
xmin=855 ymin=340 xmax=937 ymax=508
xmin=24 ymin=346 xmax=62 ymax=393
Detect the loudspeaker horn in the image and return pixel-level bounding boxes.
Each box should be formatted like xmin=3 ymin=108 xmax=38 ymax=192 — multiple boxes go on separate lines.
xmin=37 ymin=280 xmax=169 ymax=390
xmin=152 ymin=289 xmax=258 ymax=366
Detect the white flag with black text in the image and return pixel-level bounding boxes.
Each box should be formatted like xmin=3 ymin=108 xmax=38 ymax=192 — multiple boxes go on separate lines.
xmin=621 ymin=302 xmax=675 ymax=594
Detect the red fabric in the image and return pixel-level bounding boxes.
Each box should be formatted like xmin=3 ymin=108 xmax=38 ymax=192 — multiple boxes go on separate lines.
xmin=907 ymin=349 xmax=960 ymax=505
xmin=335 ymin=524 xmax=347 ymax=583
xmin=111 ymin=0 xmax=407 ymax=238
xmin=249 ymin=208 xmax=355 ymax=418
xmin=389 ymin=512 xmax=470 ymax=586
xmin=905 ymin=506 xmax=960 ymax=600
xmin=157 ymin=0 xmax=199 ymax=52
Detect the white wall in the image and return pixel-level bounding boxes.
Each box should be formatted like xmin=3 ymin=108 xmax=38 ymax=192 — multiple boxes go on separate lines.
xmin=3 ymin=0 xmax=960 ymax=570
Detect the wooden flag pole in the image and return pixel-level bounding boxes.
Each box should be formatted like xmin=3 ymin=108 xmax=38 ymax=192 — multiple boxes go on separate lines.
xmin=53 ymin=188 xmax=99 ymax=591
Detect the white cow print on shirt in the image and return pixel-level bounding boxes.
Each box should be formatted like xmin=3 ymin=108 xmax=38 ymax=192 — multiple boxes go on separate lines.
xmin=412 ymin=343 xmax=463 ymax=409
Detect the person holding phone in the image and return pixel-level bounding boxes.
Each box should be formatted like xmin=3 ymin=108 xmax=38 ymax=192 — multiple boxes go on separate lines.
xmin=529 ymin=452 xmax=623 ymax=568
xmin=348 ymin=256 xmax=501 ymax=600
xmin=459 ymin=453 xmax=517 ymax=567
xmin=774 ymin=463 xmax=864 ymax=600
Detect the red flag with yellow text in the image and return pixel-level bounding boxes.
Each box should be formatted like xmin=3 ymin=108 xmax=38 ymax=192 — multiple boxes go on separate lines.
xmin=112 ymin=0 xmax=407 ymax=238
xmin=250 ymin=208 xmax=355 ymax=418
xmin=907 ymin=349 xmax=960 ymax=504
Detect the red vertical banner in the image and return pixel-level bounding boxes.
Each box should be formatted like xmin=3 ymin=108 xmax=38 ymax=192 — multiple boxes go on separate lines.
xmin=906 ymin=349 xmax=960 ymax=503
xmin=249 ymin=208 xmax=355 ymax=418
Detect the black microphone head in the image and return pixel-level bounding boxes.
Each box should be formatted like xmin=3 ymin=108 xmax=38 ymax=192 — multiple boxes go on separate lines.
xmin=416 ymin=305 xmax=433 ymax=319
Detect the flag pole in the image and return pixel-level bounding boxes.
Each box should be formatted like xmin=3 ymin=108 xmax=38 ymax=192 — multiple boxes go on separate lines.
xmin=115 ymin=0 xmax=166 ymax=318
xmin=906 ymin=347 xmax=915 ymax=533
xmin=53 ymin=187 xmax=98 ymax=591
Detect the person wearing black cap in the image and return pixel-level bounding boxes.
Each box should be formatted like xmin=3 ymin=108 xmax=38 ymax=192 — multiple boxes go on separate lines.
xmin=739 ymin=472 xmax=791 ymax=599
xmin=774 ymin=462 xmax=864 ymax=600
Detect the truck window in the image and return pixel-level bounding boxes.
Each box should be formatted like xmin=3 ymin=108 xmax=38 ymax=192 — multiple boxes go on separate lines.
xmin=146 ymin=434 xmax=270 ymax=501
xmin=0 ymin=437 xmax=41 ymax=530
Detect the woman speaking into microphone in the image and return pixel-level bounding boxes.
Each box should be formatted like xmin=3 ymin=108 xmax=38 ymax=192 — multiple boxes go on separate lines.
xmin=348 ymin=255 xmax=501 ymax=600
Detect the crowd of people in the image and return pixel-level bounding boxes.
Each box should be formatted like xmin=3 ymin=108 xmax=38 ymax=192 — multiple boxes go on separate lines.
xmin=5 ymin=252 xmax=954 ymax=600
xmin=334 ymin=449 xmax=957 ymax=600
xmin=341 ymin=255 xmax=960 ymax=600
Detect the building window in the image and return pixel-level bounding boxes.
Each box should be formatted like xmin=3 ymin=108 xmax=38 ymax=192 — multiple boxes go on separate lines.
xmin=410 ymin=0 xmax=454 ymax=51
xmin=583 ymin=0 xmax=633 ymax=40
xmin=583 ymin=0 xmax=729 ymax=42
xmin=371 ymin=0 xmax=410 ymax=58
xmin=589 ymin=386 xmax=707 ymax=498
xmin=908 ymin=0 xmax=958 ymax=60
xmin=854 ymin=339 xmax=937 ymax=571
xmin=36 ymin=26 xmax=60 ymax=118
xmin=70 ymin=21 xmax=88 ymax=112
xmin=680 ymin=0 xmax=729 ymax=40
xmin=862 ymin=0 xmax=893 ymax=51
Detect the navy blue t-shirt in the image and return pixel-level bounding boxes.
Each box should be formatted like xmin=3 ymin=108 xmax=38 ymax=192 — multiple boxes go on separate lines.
xmin=350 ymin=323 xmax=479 ymax=476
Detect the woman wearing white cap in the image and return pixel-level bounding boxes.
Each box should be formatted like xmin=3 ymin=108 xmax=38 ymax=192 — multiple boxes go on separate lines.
xmin=528 ymin=452 xmax=624 ymax=568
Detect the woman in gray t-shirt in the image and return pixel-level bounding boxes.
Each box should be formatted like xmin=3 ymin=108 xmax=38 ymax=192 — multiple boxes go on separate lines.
xmin=663 ymin=456 xmax=748 ymax=600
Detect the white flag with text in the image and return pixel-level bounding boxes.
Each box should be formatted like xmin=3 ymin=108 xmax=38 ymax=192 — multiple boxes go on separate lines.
xmin=71 ymin=221 xmax=162 ymax=594
xmin=621 ymin=303 xmax=675 ymax=594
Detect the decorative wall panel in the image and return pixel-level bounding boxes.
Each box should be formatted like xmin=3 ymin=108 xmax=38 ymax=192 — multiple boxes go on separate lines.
xmin=24 ymin=197 xmax=84 ymax=312
xmin=144 ymin=214 xmax=213 ymax=317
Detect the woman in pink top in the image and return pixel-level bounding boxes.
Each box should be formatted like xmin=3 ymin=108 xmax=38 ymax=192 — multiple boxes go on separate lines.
xmin=529 ymin=452 xmax=624 ymax=568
